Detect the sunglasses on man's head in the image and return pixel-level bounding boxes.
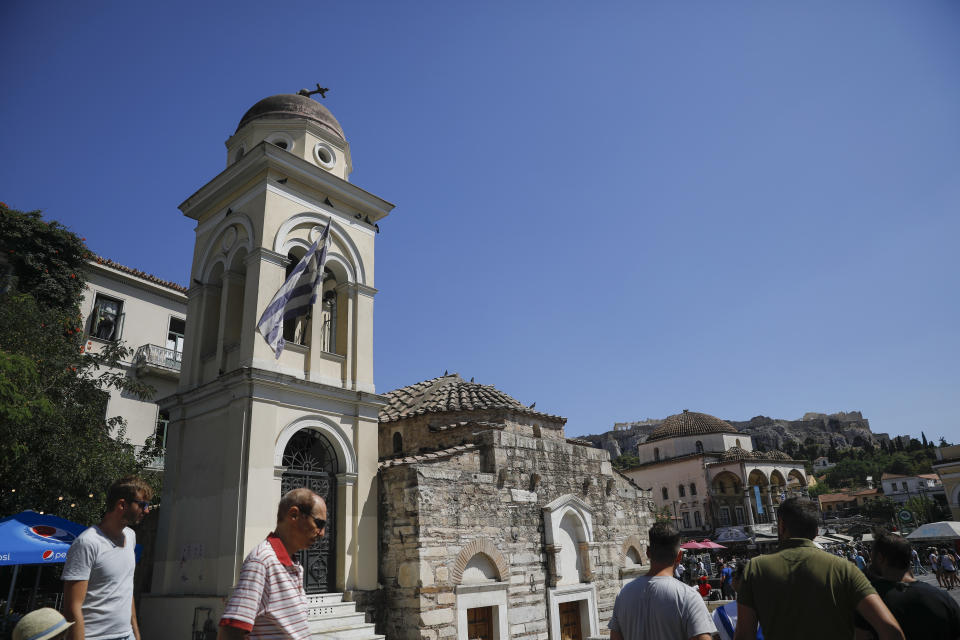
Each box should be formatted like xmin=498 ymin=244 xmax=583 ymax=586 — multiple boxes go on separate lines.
xmin=126 ymin=499 xmax=150 ymax=510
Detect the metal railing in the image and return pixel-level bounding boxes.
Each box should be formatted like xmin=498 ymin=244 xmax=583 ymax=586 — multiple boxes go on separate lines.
xmin=133 ymin=344 xmax=182 ymax=371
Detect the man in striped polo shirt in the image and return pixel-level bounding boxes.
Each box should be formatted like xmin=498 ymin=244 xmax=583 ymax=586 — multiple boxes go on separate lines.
xmin=218 ymin=488 xmax=327 ymax=639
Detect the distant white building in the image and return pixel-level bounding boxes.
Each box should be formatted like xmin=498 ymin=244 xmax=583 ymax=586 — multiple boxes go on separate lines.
xmin=880 ymin=472 xmax=944 ymax=505
xmin=620 ymin=410 xmax=808 ymax=535
xmin=813 ymin=456 xmax=836 ymax=471
xmin=82 ymin=257 xmax=187 ymax=466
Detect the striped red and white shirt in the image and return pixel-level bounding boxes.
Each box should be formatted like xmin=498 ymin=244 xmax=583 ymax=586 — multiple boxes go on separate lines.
xmin=220 ymin=533 xmax=310 ymax=639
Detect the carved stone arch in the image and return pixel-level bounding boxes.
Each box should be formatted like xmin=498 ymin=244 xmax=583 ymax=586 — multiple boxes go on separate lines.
xmin=199 ymin=213 xmax=255 ymax=281
xmin=543 ymin=494 xmax=594 ymax=545
xmin=274 ymin=415 xmax=357 ymax=475
xmin=280 ymin=235 xmax=356 ymax=285
xmin=787 ymin=468 xmax=806 ymax=487
xmin=621 ymin=534 xmax=646 ymax=566
xmin=452 ymin=538 xmax=509 ymax=585
xmin=273 ymin=213 xmax=366 ymax=285
xmin=747 ymin=468 xmax=769 ymax=486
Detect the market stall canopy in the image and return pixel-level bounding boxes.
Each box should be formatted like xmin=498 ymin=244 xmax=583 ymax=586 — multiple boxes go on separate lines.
xmin=681 ymin=541 xmax=705 ymax=550
xmin=906 ymin=521 xmax=960 ymax=541
xmin=713 ymin=527 xmax=751 ymax=543
xmin=0 ymin=511 xmax=86 ymax=566
xmin=699 ymin=540 xmax=727 ymax=549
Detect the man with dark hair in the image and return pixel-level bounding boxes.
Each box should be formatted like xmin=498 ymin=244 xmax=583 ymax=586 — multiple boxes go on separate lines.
xmin=219 ymin=488 xmax=326 ymax=640
xmin=854 ymin=530 xmax=960 ymax=639
xmin=734 ymin=498 xmax=904 ymax=640
xmin=609 ymin=522 xmax=715 ymax=640
xmin=63 ymin=476 xmax=153 ymax=640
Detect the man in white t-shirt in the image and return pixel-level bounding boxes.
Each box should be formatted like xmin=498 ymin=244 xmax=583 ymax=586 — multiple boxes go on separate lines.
xmin=609 ymin=522 xmax=716 ymax=640
xmin=63 ymin=476 xmax=153 ymax=640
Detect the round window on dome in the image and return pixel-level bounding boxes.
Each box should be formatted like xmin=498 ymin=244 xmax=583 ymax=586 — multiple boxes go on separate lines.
xmin=313 ymin=142 xmax=336 ymax=170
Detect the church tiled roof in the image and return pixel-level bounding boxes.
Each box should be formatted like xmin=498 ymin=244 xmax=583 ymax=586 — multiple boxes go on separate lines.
xmin=646 ymin=410 xmax=738 ymax=442
xmin=378 ymin=443 xmax=479 ymax=468
xmin=379 ymin=374 xmax=565 ymax=424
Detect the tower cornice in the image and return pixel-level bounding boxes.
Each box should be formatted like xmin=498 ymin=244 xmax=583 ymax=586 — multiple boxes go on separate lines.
xmin=180 ymin=141 xmax=394 ymax=223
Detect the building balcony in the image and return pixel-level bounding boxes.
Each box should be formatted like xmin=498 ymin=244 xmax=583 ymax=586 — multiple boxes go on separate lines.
xmin=133 ymin=344 xmax=182 ymax=379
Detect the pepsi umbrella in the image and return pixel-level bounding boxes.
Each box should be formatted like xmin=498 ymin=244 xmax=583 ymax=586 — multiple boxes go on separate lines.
xmin=0 ymin=511 xmax=86 ymax=566
xmin=1 ymin=511 xmax=87 ymax=619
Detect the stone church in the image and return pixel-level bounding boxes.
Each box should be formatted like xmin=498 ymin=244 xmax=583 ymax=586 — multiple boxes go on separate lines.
xmin=137 ymin=93 xmax=655 ymax=640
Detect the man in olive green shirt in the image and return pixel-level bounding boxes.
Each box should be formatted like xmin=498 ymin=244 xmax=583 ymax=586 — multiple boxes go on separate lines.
xmin=734 ymin=498 xmax=904 ymax=640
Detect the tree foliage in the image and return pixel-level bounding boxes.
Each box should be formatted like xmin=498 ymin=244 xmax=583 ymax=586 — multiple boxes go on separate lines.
xmin=612 ymin=453 xmax=640 ymax=470
xmin=0 ymin=205 xmax=157 ymax=525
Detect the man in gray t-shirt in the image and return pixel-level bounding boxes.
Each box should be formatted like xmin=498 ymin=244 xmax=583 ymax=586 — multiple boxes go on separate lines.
xmin=63 ymin=476 xmax=152 ymax=640
xmin=609 ymin=522 xmax=716 ymax=640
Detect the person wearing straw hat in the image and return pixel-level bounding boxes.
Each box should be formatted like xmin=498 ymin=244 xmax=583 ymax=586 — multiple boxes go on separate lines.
xmin=13 ymin=608 xmax=74 ymax=640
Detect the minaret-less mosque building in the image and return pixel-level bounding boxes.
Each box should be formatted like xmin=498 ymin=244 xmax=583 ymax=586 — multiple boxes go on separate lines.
xmin=140 ymin=92 xmax=393 ymax=637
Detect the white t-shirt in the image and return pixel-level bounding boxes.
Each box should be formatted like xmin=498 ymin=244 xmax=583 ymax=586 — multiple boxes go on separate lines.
xmin=62 ymin=526 xmax=136 ymax=640
xmin=609 ymin=575 xmax=717 ymax=640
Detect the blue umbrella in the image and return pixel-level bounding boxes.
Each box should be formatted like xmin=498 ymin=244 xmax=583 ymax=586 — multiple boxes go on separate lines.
xmin=0 ymin=511 xmax=86 ymax=567
xmin=0 ymin=511 xmax=87 ymax=619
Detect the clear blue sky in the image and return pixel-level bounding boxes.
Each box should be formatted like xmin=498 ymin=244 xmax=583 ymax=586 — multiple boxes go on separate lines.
xmin=2 ymin=1 xmax=958 ymax=442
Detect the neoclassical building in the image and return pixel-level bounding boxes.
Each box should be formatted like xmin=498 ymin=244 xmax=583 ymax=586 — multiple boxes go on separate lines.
xmin=620 ymin=411 xmax=808 ymax=536
xmin=377 ymin=374 xmax=654 ymax=640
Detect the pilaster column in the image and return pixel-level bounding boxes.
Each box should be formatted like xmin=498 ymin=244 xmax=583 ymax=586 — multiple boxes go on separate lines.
xmin=743 ymin=488 xmax=756 ymax=529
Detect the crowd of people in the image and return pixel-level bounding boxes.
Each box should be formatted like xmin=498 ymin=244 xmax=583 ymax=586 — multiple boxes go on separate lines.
xmin=609 ymin=497 xmax=960 ymax=640
xmin=7 ymin=485 xmax=960 ymax=640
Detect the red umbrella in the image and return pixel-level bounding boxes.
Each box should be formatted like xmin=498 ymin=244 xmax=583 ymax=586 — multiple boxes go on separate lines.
xmin=680 ymin=541 xmax=705 ymax=549
xmin=699 ymin=539 xmax=727 ymax=549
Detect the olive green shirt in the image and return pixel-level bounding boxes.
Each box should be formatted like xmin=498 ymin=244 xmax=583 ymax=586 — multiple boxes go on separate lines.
xmin=738 ymin=538 xmax=876 ymax=640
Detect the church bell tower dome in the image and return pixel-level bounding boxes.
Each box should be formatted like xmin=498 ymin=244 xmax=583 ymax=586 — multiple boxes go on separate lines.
xmin=237 ymin=93 xmax=346 ymax=140
xmin=226 ymin=90 xmax=352 ymax=180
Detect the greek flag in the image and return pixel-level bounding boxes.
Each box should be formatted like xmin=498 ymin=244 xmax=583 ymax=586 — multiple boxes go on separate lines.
xmin=257 ymin=220 xmax=331 ymax=358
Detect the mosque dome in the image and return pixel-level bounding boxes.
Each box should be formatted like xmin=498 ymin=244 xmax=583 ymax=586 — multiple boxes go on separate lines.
xmin=721 ymin=446 xmax=756 ymax=461
xmin=647 ymin=410 xmax=739 ymax=443
xmin=237 ymin=94 xmax=345 ymax=140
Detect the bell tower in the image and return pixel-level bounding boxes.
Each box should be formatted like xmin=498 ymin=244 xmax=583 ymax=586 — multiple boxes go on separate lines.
xmin=141 ymin=92 xmax=393 ymax=636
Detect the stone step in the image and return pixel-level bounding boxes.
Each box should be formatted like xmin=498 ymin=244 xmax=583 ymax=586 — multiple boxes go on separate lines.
xmin=309 ymin=622 xmax=380 ymax=640
xmin=306 ymin=592 xmax=344 ymax=605
xmin=306 ymin=600 xmax=359 ymax=618
xmin=308 ymin=611 xmax=368 ymax=631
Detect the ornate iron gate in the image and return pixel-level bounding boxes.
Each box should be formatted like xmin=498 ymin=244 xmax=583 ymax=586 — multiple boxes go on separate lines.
xmin=280 ymin=429 xmax=338 ymax=593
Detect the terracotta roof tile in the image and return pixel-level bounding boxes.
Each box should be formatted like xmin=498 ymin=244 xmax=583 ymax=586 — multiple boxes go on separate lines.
xmin=378 ymin=442 xmax=479 ymax=469
xmin=90 ymin=256 xmax=187 ymax=293
xmin=647 ymin=410 xmax=738 ymax=442
xmin=379 ymin=374 xmax=565 ymax=423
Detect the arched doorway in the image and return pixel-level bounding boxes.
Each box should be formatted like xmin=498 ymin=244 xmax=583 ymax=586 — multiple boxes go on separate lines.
xmin=281 ymin=428 xmax=338 ymax=593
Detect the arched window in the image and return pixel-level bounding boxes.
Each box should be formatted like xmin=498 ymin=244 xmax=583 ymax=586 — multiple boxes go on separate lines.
xmin=662 ymin=487 xmax=669 ymax=500
xmin=717 ymin=481 xmax=725 ymax=494
xmin=678 ymin=484 xmax=686 ymax=498
xmin=690 ymin=483 xmax=697 ymax=496
xmin=695 ymin=440 xmax=703 ymax=454
xmin=392 ymin=431 xmax=403 ymax=454
xmin=736 ymin=438 xmax=742 ymax=448
xmin=654 ymin=447 xmax=660 ymax=461
xmin=283 ymin=250 xmax=310 ymax=346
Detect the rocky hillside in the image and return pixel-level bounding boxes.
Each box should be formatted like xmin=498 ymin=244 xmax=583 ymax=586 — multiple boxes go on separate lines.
xmin=584 ymin=411 xmax=889 ymax=460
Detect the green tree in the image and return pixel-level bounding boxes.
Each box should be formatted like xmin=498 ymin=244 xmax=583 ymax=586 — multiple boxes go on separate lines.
xmin=862 ymin=497 xmax=896 ymax=522
xmin=612 ymin=453 xmax=640 ymax=470
xmin=0 ymin=205 xmax=157 ymax=525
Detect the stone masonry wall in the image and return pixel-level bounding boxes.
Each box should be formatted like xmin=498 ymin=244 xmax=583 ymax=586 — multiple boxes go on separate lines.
xmin=380 ymin=410 xmax=567 ymax=459
xmin=378 ymin=429 xmax=655 ymax=640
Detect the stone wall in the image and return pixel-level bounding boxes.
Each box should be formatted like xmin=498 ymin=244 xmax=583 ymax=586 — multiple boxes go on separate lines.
xmin=380 ymin=410 xmax=567 ymax=459
xmin=378 ymin=429 xmax=654 ymax=640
